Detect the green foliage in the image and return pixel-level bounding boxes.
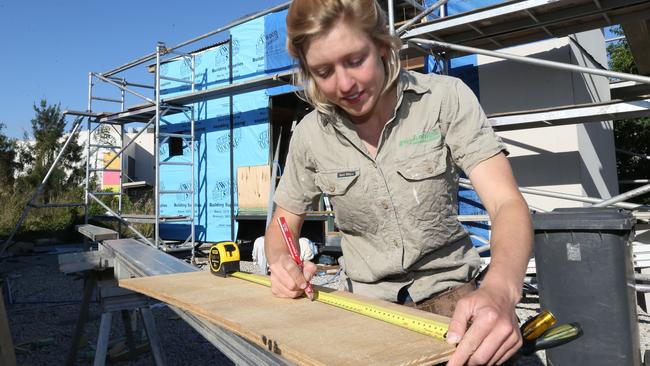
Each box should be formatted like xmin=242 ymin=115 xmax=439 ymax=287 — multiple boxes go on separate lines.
xmin=613 ymin=118 xmax=650 ymax=204
xmin=86 ymin=188 xmax=155 ymax=239
xmin=0 ymin=191 xmax=26 ymax=237
xmin=17 ymin=100 xmax=84 ymax=204
xmin=0 ymin=123 xmax=17 ymax=191
xmin=0 ymin=100 xmax=86 ymax=239
xmin=120 ymin=190 xmax=155 ymax=239
xmin=606 ymin=27 xmax=637 ymax=75
xmin=95 ymin=124 xmax=117 ymax=146
xmin=0 ymin=186 xmax=85 ymax=238
xmin=0 ymin=100 xmax=159 ymax=242
xmin=607 ymin=26 xmax=650 ymax=204
xmin=23 ymin=189 xmax=84 ymax=232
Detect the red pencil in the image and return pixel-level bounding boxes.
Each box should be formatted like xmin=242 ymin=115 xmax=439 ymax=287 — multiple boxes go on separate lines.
xmin=277 ymin=216 xmax=315 ymax=301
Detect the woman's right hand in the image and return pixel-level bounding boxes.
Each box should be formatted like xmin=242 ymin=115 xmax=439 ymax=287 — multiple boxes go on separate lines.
xmin=269 ymin=253 xmax=317 ymax=298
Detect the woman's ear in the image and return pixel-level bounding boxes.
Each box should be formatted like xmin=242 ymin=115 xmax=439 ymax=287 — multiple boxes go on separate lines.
xmin=380 ymin=46 xmax=387 ymax=60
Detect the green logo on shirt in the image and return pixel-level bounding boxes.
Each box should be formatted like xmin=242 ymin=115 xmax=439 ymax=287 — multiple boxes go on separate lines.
xmin=399 ymin=129 xmax=441 ymax=147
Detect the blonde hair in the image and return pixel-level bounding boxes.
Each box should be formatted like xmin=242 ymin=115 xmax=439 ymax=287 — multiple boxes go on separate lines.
xmin=286 ymin=0 xmax=402 ymax=116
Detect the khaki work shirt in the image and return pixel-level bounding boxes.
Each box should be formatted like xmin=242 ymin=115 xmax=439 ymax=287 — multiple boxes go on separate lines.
xmin=274 ymin=70 xmax=507 ymax=302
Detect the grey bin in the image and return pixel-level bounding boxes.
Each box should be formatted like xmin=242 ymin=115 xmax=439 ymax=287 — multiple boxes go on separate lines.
xmin=533 ymin=208 xmax=639 ymax=366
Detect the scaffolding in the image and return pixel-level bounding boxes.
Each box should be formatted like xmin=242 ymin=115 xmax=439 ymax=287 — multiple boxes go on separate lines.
xmin=92 ymin=0 xmax=649 ymax=245
xmin=80 ymin=43 xmax=200 ymax=251
xmin=1 ymin=0 xmax=648 ymax=260
xmin=1 ymin=0 xmax=649 ymax=265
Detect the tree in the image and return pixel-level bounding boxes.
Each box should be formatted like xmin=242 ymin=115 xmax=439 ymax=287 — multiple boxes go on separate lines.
xmin=607 ymin=26 xmax=650 ymax=204
xmin=17 ymin=99 xmax=84 ymax=203
xmin=607 ymin=27 xmax=637 ymax=75
xmin=0 ymin=123 xmax=17 ymax=191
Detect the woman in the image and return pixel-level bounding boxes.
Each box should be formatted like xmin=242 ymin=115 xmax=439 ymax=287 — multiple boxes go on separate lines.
xmin=264 ymin=1 xmax=533 ymax=365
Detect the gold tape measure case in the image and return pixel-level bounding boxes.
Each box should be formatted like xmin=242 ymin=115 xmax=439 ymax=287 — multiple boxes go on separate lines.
xmin=209 ymin=241 xmax=241 ymax=277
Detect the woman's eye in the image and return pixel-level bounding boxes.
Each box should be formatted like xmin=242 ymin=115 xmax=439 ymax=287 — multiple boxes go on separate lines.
xmin=349 ymin=56 xmax=366 ymax=66
xmin=315 ymin=69 xmax=331 ymax=78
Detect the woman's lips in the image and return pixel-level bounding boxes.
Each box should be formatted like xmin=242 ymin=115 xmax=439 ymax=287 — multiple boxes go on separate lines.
xmin=342 ymin=90 xmax=364 ymax=105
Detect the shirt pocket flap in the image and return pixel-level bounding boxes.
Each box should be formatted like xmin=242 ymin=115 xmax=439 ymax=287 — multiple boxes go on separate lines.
xmin=397 ymin=149 xmax=447 ymax=181
xmin=315 ymin=169 xmax=360 ymax=196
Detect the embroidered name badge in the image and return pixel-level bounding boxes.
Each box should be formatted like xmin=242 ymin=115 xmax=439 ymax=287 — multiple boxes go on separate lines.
xmin=337 ymin=171 xmax=357 ymax=178
xmin=399 ymin=128 xmax=441 ymax=147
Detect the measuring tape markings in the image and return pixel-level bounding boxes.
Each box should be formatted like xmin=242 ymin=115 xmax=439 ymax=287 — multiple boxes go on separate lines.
xmin=230 ymin=271 xmax=449 ymax=341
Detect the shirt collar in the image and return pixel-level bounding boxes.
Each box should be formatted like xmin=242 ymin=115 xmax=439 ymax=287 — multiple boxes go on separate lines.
xmin=399 ymin=69 xmax=430 ymax=95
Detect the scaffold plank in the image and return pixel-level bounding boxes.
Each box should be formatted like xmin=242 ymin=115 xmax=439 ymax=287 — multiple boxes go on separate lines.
xmin=402 ymin=0 xmax=650 ymax=58
xmin=98 ymin=70 xmax=294 ymax=124
xmin=489 ymin=96 xmax=650 ymax=131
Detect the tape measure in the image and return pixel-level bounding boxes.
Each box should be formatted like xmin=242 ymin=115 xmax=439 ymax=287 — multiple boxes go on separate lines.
xmin=230 ymin=271 xmax=449 ymax=340
xmin=209 ymin=241 xmax=240 ymax=277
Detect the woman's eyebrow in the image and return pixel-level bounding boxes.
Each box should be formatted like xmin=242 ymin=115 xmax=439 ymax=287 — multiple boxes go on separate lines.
xmin=307 ymin=45 xmax=371 ymax=69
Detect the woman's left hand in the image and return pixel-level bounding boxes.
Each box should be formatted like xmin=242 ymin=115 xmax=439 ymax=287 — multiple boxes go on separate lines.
xmin=445 ymin=284 xmax=522 ymax=366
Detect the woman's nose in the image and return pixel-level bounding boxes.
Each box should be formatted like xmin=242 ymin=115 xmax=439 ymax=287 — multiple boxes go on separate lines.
xmin=336 ymin=68 xmax=355 ymax=94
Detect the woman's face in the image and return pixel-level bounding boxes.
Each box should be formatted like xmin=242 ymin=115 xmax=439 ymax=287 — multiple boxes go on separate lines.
xmin=304 ymin=20 xmax=387 ymax=123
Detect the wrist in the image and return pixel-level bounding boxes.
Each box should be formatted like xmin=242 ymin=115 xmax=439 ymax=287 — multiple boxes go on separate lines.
xmin=266 ymin=249 xmax=288 ymax=266
xmin=480 ymin=275 xmax=522 ymax=306
xmin=271 ymin=252 xmax=298 ymax=267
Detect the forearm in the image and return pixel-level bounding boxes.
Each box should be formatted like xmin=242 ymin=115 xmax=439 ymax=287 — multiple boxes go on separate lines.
xmin=481 ymin=197 xmax=533 ymax=304
xmin=449 ymin=155 xmax=530 ymax=364
xmin=264 ymin=207 xmax=305 ymax=264
xmin=446 ymin=199 xmax=531 ymax=366
xmin=264 ymin=207 xmax=315 ymax=298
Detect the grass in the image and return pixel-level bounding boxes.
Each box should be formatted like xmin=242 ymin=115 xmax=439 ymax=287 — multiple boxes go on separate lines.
xmin=0 ymin=187 xmax=155 ymax=243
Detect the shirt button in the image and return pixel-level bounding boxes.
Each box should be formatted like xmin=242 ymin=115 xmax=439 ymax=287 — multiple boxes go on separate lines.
xmin=329 ymin=185 xmax=335 ymax=192
xmin=393 ymin=240 xmax=399 ymax=247
xmin=427 ymin=167 xmax=434 ymax=173
xmin=382 ymin=201 xmax=389 ymax=209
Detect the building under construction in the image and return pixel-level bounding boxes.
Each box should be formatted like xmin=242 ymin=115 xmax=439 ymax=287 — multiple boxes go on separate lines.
xmin=2 ymin=0 xmax=650 ymax=365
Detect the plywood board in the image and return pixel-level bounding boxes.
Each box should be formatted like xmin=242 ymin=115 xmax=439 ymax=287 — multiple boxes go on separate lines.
xmin=237 ymin=165 xmax=271 ymax=210
xmin=120 ymin=271 xmax=454 ymax=366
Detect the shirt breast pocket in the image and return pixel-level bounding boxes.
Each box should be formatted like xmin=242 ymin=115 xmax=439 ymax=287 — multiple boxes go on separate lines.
xmin=396 ymin=147 xmax=451 ymax=224
xmin=315 ymin=168 xmax=377 ymax=234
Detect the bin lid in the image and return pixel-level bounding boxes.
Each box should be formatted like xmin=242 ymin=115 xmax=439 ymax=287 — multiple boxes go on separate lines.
xmin=532 ymin=208 xmax=635 ymax=231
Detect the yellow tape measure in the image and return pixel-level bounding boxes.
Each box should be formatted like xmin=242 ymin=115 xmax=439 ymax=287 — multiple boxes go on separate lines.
xmin=209 ymin=241 xmax=241 ymax=277
xmin=230 ymin=271 xmax=449 ymax=341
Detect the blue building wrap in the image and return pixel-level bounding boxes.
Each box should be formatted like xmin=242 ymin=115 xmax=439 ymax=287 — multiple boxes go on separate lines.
xmin=157 ymin=3 xmax=496 ymax=248
xmin=158 ymin=9 xmax=293 ymax=242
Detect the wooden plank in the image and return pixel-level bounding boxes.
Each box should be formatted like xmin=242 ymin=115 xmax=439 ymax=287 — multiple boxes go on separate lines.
xmin=76 ymin=224 xmax=119 ymax=242
xmin=120 ymin=271 xmax=454 ymax=366
xmin=0 ymin=284 xmax=17 ymax=366
xmin=237 ymin=165 xmax=270 ymax=210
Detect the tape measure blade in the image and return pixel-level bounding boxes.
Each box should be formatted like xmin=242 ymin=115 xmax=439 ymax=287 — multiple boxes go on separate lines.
xmin=316 ymin=291 xmax=448 ymax=340
xmin=230 ymin=272 xmax=271 ymax=287
xmin=227 ymin=271 xmax=448 ymax=340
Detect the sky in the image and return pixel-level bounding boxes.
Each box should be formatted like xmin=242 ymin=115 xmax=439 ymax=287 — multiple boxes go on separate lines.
xmin=0 ymin=1 xmax=625 ymax=141
xmin=0 ymin=0 xmax=287 ymax=139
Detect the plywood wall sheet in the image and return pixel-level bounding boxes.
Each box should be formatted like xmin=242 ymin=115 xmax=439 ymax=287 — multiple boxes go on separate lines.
xmin=237 ymin=165 xmax=270 ymax=209
xmin=120 ymin=271 xmax=454 ymax=366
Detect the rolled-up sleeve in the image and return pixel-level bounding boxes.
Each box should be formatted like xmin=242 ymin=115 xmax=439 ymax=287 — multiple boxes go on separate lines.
xmin=273 ymin=125 xmax=322 ymax=214
xmin=442 ymin=78 xmax=507 ymax=175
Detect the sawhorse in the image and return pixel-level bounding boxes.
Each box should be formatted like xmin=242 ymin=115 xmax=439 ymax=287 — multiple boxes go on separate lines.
xmin=60 ymin=249 xmax=166 ymax=365
xmin=94 ymin=278 xmax=165 ymax=366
